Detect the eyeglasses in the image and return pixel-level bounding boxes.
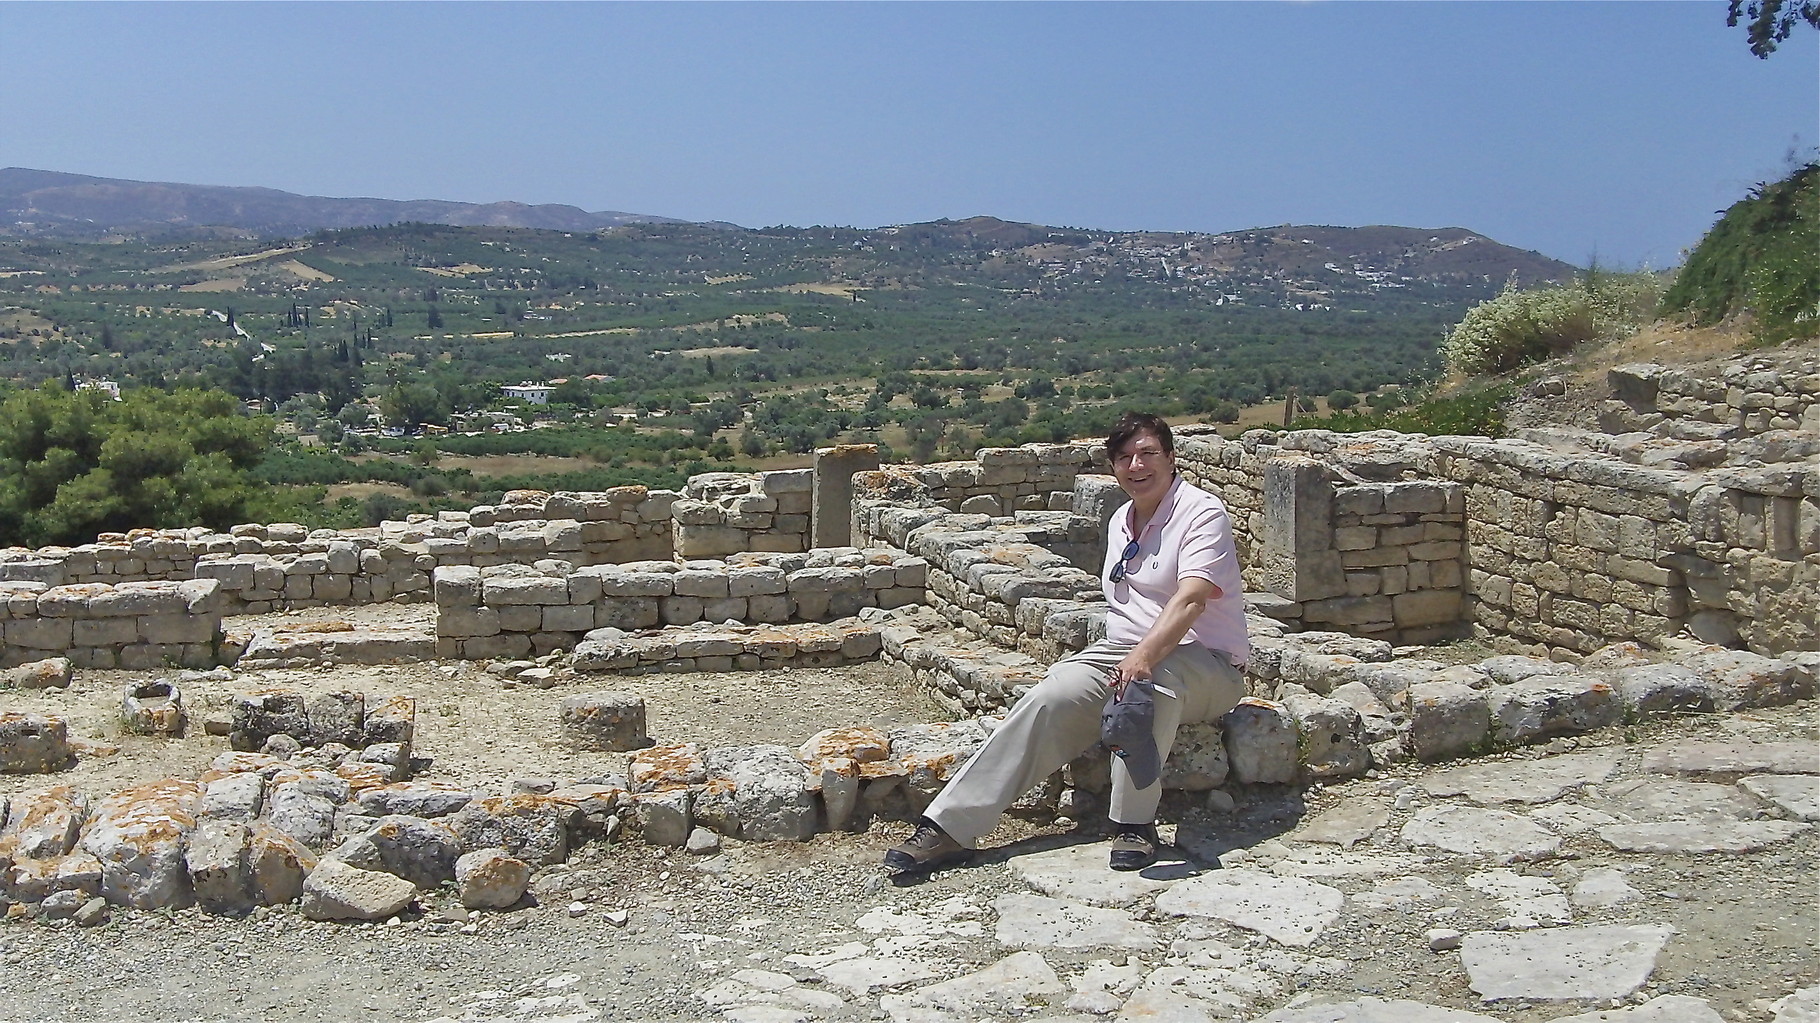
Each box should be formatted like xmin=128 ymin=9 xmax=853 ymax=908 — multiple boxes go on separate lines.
xmin=1108 ymin=539 xmax=1141 ymax=583
xmin=1112 ymin=447 xmax=1170 ymax=469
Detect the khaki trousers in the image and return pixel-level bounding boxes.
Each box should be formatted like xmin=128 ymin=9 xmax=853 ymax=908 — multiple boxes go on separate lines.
xmin=923 ymin=641 xmax=1246 ymax=847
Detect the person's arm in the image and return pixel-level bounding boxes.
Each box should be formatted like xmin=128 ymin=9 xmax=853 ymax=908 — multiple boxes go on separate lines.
xmin=1111 ymin=575 xmax=1217 ymax=687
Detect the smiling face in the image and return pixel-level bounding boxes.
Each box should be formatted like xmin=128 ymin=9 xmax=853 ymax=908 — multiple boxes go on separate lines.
xmin=1110 ymin=428 xmax=1175 ymax=508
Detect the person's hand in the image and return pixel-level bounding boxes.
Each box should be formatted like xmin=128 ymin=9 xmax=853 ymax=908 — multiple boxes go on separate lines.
xmin=1109 ymin=654 xmax=1153 ymax=695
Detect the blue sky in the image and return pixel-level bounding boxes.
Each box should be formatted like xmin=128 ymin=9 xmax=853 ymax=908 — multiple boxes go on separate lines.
xmin=4 ymin=2 xmax=1814 ymax=267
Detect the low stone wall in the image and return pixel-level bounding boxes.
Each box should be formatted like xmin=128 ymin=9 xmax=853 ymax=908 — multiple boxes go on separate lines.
xmin=1607 ymin=357 xmax=1820 ymax=438
xmin=671 ymin=470 xmax=813 ymax=558
xmin=0 ymin=579 xmax=222 ymax=669
xmin=0 ymin=488 xmax=679 ymax=615
xmin=433 ymin=549 xmax=929 ymax=662
xmin=899 ymin=443 xmax=1101 ymax=516
xmin=572 ymin=618 xmax=883 ymax=674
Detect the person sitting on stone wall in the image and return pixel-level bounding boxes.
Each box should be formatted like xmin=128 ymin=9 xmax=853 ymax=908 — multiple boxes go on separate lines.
xmin=884 ymin=411 xmax=1249 ymax=874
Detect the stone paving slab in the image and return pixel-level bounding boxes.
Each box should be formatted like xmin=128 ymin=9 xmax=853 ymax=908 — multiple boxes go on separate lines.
xmin=1549 ymin=994 xmax=1726 ymax=1022
xmin=1597 ymin=778 xmax=1767 ymax=822
xmin=1772 ymin=985 xmax=1819 ymax=1023
xmin=1291 ymin=796 xmax=1390 ymax=848
xmin=879 ymin=950 xmax=1064 ymax=1020
xmin=1641 ymin=740 xmax=1819 ymax=777
xmin=1006 ymin=842 xmax=1181 ymax=907
xmin=1740 ymin=774 xmax=1820 ymax=821
xmin=1154 ymin=869 xmax=1344 ymax=947
xmin=1399 ymin=805 xmax=1563 ymax=862
xmin=1465 ymin=868 xmax=1572 ymax=928
xmin=1251 ymin=996 xmax=1504 ymax=1022
xmin=1460 ymin=924 xmax=1674 ymax=1001
xmin=1421 ymin=751 xmax=1620 ymax=804
xmin=1596 ymin=819 xmax=1810 ymax=853
xmin=991 ymin=892 xmax=1159 ymax=951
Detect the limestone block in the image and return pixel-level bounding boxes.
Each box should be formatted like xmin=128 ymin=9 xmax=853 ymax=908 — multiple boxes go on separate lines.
xmin=631 ymin=742 xmax=708 ymax=791
xmin=660 ymin=595 xmax=705 ymax=625
xmin=4 ymin=785 xmax=88 ymax=857
xmin=1407 ymin=681 xmax=1491 ymax=761
xmin=705 ymin=744 xmax=817 ymax=841
xmin=437 ymin=606 xmax=501 ymax=638
xmin=6 ymin=617 xmax=73 ymax=651
xmin=361 ymin=695 xmax=416 ymax=747
xmin=446 ymin=795 xmax=581 ymax=865
xmin=560 ymin=692 xmax=649 ymax=751
xmin=329 ymin=815 xmax=461 ymax=889
xmin=1486 ymin=675 xmax=1621 ymax=745
xmin=200 ymin=772 xmax=265 ymax=822
xmin=138 ymin=613 xmax=215 ymax=645
xmin=728 ymin=565 xmax=787 ymax=597
xmin=483 ymin=573 xmax=569 ymax=606
xmin=82 ymin=779 xmax=201 ymax=909
xmin=1222 ymin=699 xmax=1298 ymax=784
xmin=456 ymin=848 xmax=532 ymax=909
xmin=300 ymin=857 xmax=417 ymax=921
xmin=596 ymin=598 xmax=661 ymax=631
xmin=600 ymin=571 xmax=676 ymax=597
xmin=1283 ymin=692 xmax=1371 ymax=779
xmin=542 ymin=604 xmax=597 ymax=633
xmin=266 ymin=772 xmax=348 ymax=850
xmin=0 ymin=713 xmax=72 ymax=773
xmin=185 ymin=819 xmax=252 ymax=913
xmin=1160 ymin=721 xmax=1229 ymax=790
xmin=635 ymin=789 xmax=692 ymax=846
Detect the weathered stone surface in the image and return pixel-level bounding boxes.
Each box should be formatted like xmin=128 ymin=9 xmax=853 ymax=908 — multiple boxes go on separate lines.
xmin=299 ymin=857 xmax=417 ymax=921
xmin=329 ymin=815 xmax=461 ymax=888
xmin=81 ymin=778 xmax=201 ymax=909
xmin=1421 ymin=751 xmax=1620 ymax=804
xmin=199 ymin=771 xmax=265 ymax=822
xmin=5 ymin=657 xmax=72 ymax=690
xmin=991 ymin=892 xmax=1159 ymax=950
xmin=631 ymin=742 xmax=708 ymax=791
xmin=1252 ymin=997 xmax=1504 ymax=1023
xmin=634 ymin=789 xmax=692 ymax=846
xmin=1740 ymin=774 xmax=1820 ymax=821
xmin=120 ymin=679 xmax=185 ymax=736
xmin=455 ymin=847 xmax=531 ymax=909
xmin=1007 ymin=841 xmax=1176 ymax=908
xmin=1641 ymin=740 xmax=1819 ymax=777
xmin=0 ymin=713 xmax=72 ymax=773
xmin=1293 ymin=797 xmax=1391 ymax=849
xmin=247 ymin=822 xmax=315 ymax=905
xmin=1224 ymin=698 xmax=1299 ymax=784
xmin=1283 ymin=691 xmax=1371 ymax=779
xmin=877 ymin=950 xmax=1064 ymax=1018
xmin=704 ymin=745 xmax=816 ymax=841
xmin=1400 ymin=805 xmax=1562 ymax=862
xmin=3 ymin=785 xmax=88 ymax=857
xmin=1549 ymin=995 xmax=1725 ymax=1023
xmin=266 ymin=772 xmax=348 ymax=850
xmin=446 ymin=795 xmax=580 ymax=865
xmin=1466 ymin=868 xmax=1571 ymax=928
xmin=1461 ymin=924 xmax=1673 ymax=1001
xmin=185 ymin=819 xmax=252 ymax=913
xmin=1155 ymin=868 xmax=1344 ymax=947
xmin=354 ymin=781 xmax=473 ymax=818
xmin=1406 ymin=682 xmax=1489 ymax=761
xmin=1485 ymin=674 xmax=1621 ymax=745
xmin=559 ymin=692 xmax=648 ymax=752
xmin=1596 ymin=819 xmax=1809 ymax=853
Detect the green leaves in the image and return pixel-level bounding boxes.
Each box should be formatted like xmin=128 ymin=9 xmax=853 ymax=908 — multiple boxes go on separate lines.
xmin=0 ymin=384 xmax=275 ymax=547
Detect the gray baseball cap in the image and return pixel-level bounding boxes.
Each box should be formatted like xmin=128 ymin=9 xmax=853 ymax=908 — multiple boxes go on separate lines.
xmin=1100 ymin=681 xmax=1161 ymax=789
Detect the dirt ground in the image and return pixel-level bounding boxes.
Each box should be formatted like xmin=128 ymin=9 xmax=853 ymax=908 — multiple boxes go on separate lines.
xmin=0 ymin=602 xmax=942 ymax=803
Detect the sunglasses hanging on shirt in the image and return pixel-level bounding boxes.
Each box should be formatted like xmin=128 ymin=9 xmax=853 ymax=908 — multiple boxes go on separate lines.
xmin=1108 ymin=539 xmax=1141 ymax=583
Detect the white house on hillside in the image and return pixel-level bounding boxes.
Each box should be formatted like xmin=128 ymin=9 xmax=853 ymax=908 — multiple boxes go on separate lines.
xmin=501 ymin=383 xmax=554 ymax=405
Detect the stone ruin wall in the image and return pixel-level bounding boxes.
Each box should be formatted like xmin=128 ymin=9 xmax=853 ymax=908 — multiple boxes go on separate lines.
xmin=1 ymin=354 xmax=1815 ymax=920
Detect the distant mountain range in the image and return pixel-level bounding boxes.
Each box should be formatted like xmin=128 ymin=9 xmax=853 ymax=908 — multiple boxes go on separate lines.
xmin=0 ymin=168 xmax=1577 ymax=289
xmin=0 ymin=167 xmax=732 ymax=238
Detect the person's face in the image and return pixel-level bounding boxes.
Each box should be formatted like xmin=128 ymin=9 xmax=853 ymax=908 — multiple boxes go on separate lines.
xmin=1111 ymin=430 xmax=1174 ymax=504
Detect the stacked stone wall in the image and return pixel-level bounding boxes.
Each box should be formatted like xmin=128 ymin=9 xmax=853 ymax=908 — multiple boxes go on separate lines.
xmin=0 ymin=579 xmax=222 ymax=669
xmin=903 ymin=443 xmax=1100 ymax=516
xmin=433 ymin=549 xmax=928 ymax=662
xmin=1606 ymin=357 xmax=1820 ymax=438
xmin=671 ymin=470 xmax=813 ymax=558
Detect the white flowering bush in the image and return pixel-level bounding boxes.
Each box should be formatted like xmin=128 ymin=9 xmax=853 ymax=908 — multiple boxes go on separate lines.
xmin=1441 ymin=273 xmax=1662 ymax=376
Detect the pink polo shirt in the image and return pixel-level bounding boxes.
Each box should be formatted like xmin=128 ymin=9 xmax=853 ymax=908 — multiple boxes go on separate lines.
xmin=1102 ymin=475 xmax=1248 ymax=664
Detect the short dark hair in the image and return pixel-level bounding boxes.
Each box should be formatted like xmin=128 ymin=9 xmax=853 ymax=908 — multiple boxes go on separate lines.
xmin=1106 ymin=412 xmax=1174 ymax=459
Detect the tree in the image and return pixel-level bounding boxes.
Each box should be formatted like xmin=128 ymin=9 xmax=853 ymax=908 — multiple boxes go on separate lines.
xmin=1327 ymin=389 xmax=1360 ymax=411
xmin=0 ymin=385 xmax=275 ymax=546
xmin=1729 ymin=0 xmax=1819 ymax=56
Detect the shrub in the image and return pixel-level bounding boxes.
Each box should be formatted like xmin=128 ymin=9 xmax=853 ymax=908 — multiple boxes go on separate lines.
xmin=1441 ymin=272 xmax=1662 ymax=376
xmin=1662 ymin=162 xmax=1817 ymax=343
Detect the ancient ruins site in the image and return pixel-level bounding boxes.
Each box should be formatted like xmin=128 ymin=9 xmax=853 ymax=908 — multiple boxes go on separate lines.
xmin=0 ymin=351 xmax=1815 ymax=1023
